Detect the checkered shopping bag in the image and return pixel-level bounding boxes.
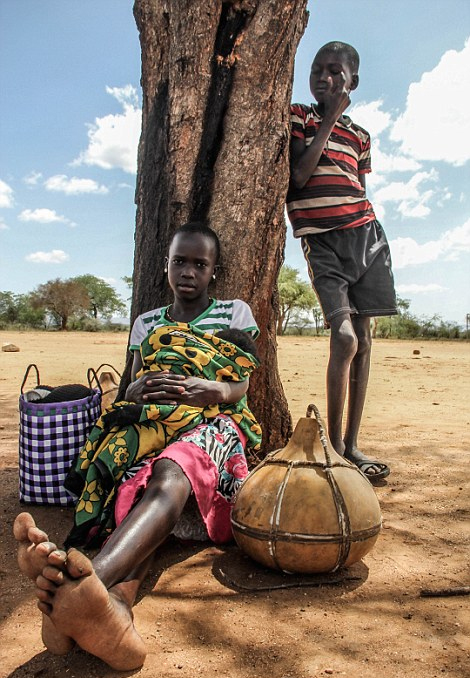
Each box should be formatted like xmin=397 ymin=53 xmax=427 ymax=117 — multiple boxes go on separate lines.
xmin=18 ymin=364 xmax=102 ymax=506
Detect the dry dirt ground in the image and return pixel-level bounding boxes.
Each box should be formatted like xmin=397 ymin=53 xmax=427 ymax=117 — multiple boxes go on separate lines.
xmin=0 ymin=330 xmax=469 ymax=678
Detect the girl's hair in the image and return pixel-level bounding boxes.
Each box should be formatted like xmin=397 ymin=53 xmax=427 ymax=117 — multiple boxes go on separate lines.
xmin=171 ymin=222 xmax=221 ymax=263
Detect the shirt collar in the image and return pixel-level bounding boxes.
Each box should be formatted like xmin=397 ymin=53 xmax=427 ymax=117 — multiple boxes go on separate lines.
xmin=311 ymin=103 xmax=352 ymax=128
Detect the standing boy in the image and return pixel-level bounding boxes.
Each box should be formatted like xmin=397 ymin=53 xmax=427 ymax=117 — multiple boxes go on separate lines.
xmin=286 ymin=41 xmax=397 ymax=481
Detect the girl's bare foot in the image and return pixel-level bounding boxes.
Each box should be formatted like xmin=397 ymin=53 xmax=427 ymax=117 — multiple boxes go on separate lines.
xmin=13 ymin=512 xmax=75 ymax=655
xmin=13 ymin=512 xmax=59 ymax=580
xmin=36 ymin=548 xmax=146 ymax=670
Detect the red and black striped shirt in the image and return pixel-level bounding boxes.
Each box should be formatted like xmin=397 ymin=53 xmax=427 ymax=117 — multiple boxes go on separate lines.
xmin=286 ymin=103 xmax=376 ymax=237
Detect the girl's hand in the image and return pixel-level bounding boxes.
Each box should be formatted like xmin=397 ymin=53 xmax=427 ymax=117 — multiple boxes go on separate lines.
xmin=169 ymin=377 xmax=225 ymax=408
xmin=125 ymin=370 xmax=186 ymax=405
xmin=174 ymin=377 xmax=249 ymax=407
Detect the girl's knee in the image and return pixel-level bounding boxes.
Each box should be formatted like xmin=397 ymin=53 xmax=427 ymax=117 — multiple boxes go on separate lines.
xmin=148 ymin=459 xmax=190 ymax=494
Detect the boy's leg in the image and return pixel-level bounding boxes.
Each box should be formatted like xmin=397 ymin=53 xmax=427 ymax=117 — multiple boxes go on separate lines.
xmin=326 ymin=313 xmax=358 ymax=454
xmin=343 ymin=315 xmax=390 ymax=480
xmin=343 ymin=315 xmax=372 ymax=455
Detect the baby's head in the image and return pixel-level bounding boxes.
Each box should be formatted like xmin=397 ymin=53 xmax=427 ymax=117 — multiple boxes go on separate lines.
xmin=215 ymin=328 xmax=259 ymax=361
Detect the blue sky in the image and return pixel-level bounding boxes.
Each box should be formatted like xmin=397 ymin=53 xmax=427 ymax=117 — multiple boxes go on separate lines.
xmin=1 ymin=0 xmax=469 ymax=324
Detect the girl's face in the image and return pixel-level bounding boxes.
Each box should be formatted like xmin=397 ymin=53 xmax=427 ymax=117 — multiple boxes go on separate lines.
xmin=167 ymin=232 xmax=218 ymax=302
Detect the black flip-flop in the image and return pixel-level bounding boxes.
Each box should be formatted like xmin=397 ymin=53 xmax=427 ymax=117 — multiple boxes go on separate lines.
xmin=345 ymin=454 xmax=390 ymax=482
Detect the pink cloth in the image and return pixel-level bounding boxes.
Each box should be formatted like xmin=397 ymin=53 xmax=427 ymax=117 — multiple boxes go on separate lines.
xmin=115 ymin=434 xmax=246 ymax=544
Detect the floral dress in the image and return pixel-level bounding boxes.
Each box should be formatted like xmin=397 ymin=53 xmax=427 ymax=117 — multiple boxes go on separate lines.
xmin=64 ymin=325 xmax=261 ymax=548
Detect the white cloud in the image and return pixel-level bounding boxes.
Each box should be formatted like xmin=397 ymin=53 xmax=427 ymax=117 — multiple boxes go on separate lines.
xmin=18 ymin=208 xmax=75 ymax=226
xmin=349 ymin=99 xmax=392 ymax=137
xmin=390 ymin=38 xmax=470 ymax=165
xmin=390 ymin=218 xmax=470 ymax=269
xmin=23 ymin=171 xmax=43 ymax=186
xmin=396 ymin=283 xmax=446 ymax=294
xmin=73 ymin=85 xmax=141 ymax=174
xmin=0 ymin=179 xmax=14 ymax=208
xmin=371 ymin=141 xmax=422 ymax=175
xmin=44 ymin=174 xmax=108 ymax=195
xmin=25 ymin=249 xmax=70 ymax=264
xmin=372 ymin=170 xmax=438 ymax=219
xmin=0 ymin=217 xmax=9 ymax=230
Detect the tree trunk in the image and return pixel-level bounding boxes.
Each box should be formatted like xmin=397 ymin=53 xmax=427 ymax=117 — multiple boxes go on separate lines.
xmin=121 ymin=0 xmax=308 ymax=454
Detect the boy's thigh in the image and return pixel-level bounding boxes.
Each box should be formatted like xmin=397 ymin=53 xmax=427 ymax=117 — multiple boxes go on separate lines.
xmin=301 ymin=234 xmax=353 ymax=321
xmin=301 ymin=223 xmax=397 ymax=321
xmin=349 ymin=240 xmax=397 ymax=317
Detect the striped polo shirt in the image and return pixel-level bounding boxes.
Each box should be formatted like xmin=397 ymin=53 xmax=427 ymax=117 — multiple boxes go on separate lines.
xmin=129 ymin=298 xmax=259 ymax=351
xmin=286 ymin=103 xmax=376 ymax=236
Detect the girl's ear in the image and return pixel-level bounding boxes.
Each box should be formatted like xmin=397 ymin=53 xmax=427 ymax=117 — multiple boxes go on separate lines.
xmin=164 ymin=257 xmax=169 ymax=273
xmin=212 ymin=264 xmax=220 ymax=280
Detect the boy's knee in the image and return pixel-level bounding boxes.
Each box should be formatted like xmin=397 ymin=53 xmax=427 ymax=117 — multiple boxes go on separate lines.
xmin=332 ymin=325 xmax=358 ymax=359
xmin=354 ymin=321 xmax=372 ymax=354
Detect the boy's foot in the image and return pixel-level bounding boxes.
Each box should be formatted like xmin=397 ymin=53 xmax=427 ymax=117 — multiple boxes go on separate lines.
xmin=344 ymin=448 xmax=390 ymax=482
xmin=13 ymin=512 xmax=75 ymax=655
xmin=36 ymin=548 xmax=147 ymax=670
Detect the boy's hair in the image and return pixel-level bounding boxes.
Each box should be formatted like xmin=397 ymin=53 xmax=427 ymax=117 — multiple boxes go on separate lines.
xmin=172 ymin=221 xmax=221 ymax=263
xmin=316 ymin=41 xmax=360 ymax=72
xmin=215 ymin=328 xmax=259 ymax=361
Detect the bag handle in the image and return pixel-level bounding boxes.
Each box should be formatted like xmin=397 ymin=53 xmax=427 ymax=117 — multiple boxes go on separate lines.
xmin=87 ymin=367 xmax=103 ymax=394
xmin=88 ymin=364 xmax=121 ymax=394
xmin=20 ymin=364 xmax=40 ymax=394
xmin=95 ymin=363 xmax=122 ymax=379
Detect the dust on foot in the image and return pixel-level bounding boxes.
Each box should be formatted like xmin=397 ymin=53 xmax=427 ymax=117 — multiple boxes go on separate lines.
xmin=37 ymin=548 xmax=146 ymax=670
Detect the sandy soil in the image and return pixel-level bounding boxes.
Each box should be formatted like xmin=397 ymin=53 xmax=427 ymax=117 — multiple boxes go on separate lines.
xmin=0 ymin=330 xmax=469 ymax=678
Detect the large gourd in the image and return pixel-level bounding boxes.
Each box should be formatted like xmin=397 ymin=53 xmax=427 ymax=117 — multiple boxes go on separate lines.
xmin=231 ymin=404 xmax=382 ymax=573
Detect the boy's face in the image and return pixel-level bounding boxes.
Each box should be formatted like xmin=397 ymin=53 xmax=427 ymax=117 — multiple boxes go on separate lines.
xmin=309 ymin=49 xmax=358 ymax=104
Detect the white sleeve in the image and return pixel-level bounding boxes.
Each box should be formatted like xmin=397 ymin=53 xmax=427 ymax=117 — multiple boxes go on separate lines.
xmin=231 ymin=300 xmax=260 ymax=338
xmin=129 ymin=315 xmax=146 ymax=351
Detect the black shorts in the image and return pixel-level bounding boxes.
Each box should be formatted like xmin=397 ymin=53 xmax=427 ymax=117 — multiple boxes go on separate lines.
xmin=301 ymin=220 xmax=398 ymax=322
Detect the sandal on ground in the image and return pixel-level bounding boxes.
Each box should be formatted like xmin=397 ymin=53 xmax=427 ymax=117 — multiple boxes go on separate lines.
xmin=344 ymin=451 xmax=390 ymax=482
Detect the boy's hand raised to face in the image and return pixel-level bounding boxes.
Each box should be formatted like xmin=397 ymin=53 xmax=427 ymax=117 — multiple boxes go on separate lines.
xmin=323 ymin=71 xmax=351 ymax=122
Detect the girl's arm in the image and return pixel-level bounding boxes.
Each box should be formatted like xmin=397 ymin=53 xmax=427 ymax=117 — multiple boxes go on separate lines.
xmin=175 ymin=376 xmax=249 ymax=407
xmin=125 ymin=351 xmax=248 ymax=407
xmin=125 ymin=351 xmax=186 ymax=404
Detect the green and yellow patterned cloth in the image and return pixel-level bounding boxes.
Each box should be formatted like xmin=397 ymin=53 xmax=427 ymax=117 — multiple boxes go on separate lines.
xmin=64 ymin=325 xmax=261 ymax=547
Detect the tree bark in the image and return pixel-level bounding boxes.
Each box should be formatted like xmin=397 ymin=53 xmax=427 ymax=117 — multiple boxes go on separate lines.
xmin=121 ymin=0 xmax=308 ymax=454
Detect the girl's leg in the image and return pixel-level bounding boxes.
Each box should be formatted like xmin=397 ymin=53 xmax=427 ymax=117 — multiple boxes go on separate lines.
xmin=326 ymin=313 xmax=358 ymax=454
xmin=33 ymin=458 xmax=192 ymax=670
xmin=94 ymin=457 xmax=192 ymax=602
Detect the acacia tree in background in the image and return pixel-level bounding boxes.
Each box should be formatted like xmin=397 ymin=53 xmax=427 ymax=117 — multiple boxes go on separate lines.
xmin=122 ymin=0 xmax=309 ymax=451
xmin=277 ymin=265 xmax=319 ymax=335
xmin=32 ymin=279 xmax=89 ymax=330
xmin=72 ymin=274 xmax=127 ymax=319
xmin=0 ymin=291 xmax=44 ymax=328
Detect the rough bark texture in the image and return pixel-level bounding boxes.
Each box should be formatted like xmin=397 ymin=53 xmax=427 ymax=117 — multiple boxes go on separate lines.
xmin=122 ymin=0 xmax=308 ymax=454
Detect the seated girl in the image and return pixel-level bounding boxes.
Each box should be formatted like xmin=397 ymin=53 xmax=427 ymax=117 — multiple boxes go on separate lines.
xmin=14 ymin=222 xmax=261 ymax=671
